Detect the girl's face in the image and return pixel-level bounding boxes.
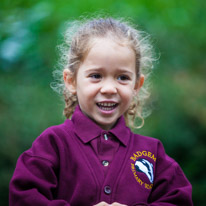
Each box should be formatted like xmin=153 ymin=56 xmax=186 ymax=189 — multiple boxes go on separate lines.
xmin=64 ymin=38 xmax=144 ymax=130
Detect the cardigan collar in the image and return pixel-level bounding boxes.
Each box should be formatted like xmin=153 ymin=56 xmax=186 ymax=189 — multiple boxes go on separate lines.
xmin=71 ymin=105 xmax=130 ymax=147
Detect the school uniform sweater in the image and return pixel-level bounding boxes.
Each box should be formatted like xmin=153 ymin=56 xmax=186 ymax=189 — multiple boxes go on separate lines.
xmin=9 ymin=106 xmax=193 ymax=206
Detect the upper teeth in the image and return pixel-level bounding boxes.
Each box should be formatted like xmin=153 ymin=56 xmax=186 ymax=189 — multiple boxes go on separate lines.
xmin=98 ymin=102 xmax=116 ymax=107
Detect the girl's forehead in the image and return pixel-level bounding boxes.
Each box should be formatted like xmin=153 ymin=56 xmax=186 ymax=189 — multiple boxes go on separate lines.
xmin=91 ymin=36 xmax=130 ymax=48
xmin=78 ymin=37 xmax=136 ymax=75
xmin=86 ymin=38 xmax=135 ymax=59
xmin=86 ymin=37 xmax=135 ymax=60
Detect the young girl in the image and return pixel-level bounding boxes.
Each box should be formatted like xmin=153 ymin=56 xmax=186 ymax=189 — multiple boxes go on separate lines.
xmin=9 ymin=17 xmax=193 ymax=206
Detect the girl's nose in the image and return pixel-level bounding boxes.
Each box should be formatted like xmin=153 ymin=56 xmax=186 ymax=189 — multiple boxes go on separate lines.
xmin=100 ymin=80 xmax=117 ymax=94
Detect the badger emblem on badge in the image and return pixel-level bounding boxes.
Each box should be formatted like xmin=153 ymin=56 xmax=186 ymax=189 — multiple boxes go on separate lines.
xmin=135 ymin=158 xmax=154 ymax=183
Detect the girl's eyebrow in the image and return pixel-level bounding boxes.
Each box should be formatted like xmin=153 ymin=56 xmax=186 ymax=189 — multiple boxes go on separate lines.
xmin=84 ymin=67 xmax=103 ymax=72
xmin=84 ymin=67 xmax=134 ymax=75
xmin=116 ymin=68 xmax=134 ymax=75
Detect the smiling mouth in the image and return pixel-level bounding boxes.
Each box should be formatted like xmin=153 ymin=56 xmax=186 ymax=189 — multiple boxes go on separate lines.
xmin=96 ymin=102 xmax=118 ymax=111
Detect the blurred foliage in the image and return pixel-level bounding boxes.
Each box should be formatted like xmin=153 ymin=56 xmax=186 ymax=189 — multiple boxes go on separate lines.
xmin=0 ymin=0 xmax=206 ymax=205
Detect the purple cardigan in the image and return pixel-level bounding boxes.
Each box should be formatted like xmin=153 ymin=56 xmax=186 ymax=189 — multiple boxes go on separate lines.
xmin=9 ymin=106 xmax=193 ymax=205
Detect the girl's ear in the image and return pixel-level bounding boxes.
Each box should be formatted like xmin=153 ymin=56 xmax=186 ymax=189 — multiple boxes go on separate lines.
xmin=134 ymin=74 xmax=144 ymax=95
xmin=63 ymin=69 xmax=76 ymax=94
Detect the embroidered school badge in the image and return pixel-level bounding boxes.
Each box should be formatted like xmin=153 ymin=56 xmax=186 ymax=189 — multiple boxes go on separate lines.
xmin=135 ymin=158 xmax=154 ymax=183
xmin=130 ymin=151 xmax=156 ymax=189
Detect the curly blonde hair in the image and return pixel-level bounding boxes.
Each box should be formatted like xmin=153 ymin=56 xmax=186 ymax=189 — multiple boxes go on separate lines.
xmin=52 ymin=17 xmax=155 ymax=128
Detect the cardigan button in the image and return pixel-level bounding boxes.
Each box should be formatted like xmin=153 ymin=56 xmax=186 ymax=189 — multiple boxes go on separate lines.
xmin=103 ymin=134 xmax=109 ymax=140
xmin=104 ymin=186 xmax=111 ymax=194
xmin=102 ymin=160 xmax=109 ymax=166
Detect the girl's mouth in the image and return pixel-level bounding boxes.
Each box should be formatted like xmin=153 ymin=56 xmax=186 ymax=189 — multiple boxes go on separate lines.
xmin=96 ymin=102 xmax=118 ymax=111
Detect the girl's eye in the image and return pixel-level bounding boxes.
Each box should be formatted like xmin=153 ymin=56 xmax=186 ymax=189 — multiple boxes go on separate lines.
xmin=89 ymin=74 xmax=102 ymax=79
xmin=117 ymin=75 xmax=130 ymax=81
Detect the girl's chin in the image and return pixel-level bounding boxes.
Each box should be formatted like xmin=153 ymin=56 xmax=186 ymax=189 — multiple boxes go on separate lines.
xmin=95 ymin=119 xmax=118 ymax=131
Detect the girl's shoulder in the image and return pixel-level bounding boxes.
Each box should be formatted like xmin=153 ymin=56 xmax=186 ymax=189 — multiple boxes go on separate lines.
xmin=29 ymin=119 xmax=75 ymax=151
xmin=37 ymin=119 xmax=75 ymax=141
xmin=23 ymin=119 xmax=75 ymax=165
xmin=130 ymin=132 xmax=175 ymax=165
xmin=132 ymin=132 xmax=161 ymax=148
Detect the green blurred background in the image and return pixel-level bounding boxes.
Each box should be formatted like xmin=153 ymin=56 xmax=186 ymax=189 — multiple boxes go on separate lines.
xmin=0 ymin=0 xmax=205 ymax=205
